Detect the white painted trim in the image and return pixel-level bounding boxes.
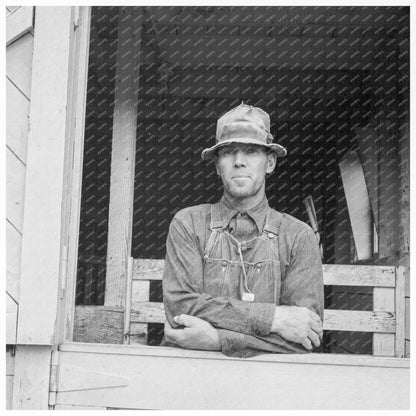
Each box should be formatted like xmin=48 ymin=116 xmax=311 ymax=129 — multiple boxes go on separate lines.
xmin=55 ymin=343 xmax=409 ymax=410
xmin=6 ymin=6 xmax=34 ymax=46
xmin=59 ymin=342 xmax=410 ymax=369
xmin=57 ymin=6 xmax=92 ymax=344
xmin=16 ymin=6 xmax=77 ymax=344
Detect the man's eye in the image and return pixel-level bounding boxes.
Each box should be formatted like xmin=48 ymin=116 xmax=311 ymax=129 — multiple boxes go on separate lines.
xmin=246 ymin=147 xmax=256 ymax=153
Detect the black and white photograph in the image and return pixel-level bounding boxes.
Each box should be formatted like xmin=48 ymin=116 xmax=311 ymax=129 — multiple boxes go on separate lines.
xmin=4 ymin=2 xmax=412 ymax=410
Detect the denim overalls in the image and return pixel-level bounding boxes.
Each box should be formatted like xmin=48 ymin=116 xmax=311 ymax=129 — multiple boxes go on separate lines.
xmin=203 ymin=202 xmax=283 ymax=304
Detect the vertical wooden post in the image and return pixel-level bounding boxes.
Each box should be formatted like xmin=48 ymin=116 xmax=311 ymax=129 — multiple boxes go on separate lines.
xmin=372 ymin=287 xmax=395 ymax=356
xmin=105 ymin=8 xmax=142 ymax=306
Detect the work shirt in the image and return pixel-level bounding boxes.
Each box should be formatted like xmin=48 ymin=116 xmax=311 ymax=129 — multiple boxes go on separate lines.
xmin=162 ymin=195 xmax=324 ymax=358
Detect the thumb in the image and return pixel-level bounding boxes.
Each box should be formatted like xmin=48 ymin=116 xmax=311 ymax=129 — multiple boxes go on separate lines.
xmin=173 ymin=314 xmax=197 ymax=327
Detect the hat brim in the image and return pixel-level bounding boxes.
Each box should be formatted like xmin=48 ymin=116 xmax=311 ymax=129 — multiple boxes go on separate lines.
xmin=201 ymin=138 xmax=287 ymax=160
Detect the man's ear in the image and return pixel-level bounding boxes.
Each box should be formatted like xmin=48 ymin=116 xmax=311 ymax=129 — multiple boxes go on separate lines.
xmin=266 ymin=152 xmax=277 ymax=174
xmin=214 ymin=157 xmax=221 ymax=176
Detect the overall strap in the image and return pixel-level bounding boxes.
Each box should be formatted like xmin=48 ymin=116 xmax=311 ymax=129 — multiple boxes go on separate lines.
xmin=209 ymin=203 xmax=223 ymax=230
xmin=263 ymin=208 xmax=283 ymax=236
xmin=204 ymin=203 xmax=223 ymax=258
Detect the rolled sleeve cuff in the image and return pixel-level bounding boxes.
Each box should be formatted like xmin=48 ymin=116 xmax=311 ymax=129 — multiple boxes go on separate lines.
xmin=248 ymin=302 xmax=275 ymax=336
xmin=218 ymin=329 xmax=247 ymax=357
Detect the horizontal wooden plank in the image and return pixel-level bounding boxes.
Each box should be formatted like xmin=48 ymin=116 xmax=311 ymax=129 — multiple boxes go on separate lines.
xmin=323 ymin=309 xmax=395 ymax=333
xmin=133 ymin=259 xmax=164 ymax=280
xmin=6 ymin=6 xmax=34 ymax=46
xmin=74 ymin=306 xmax=124 ymax=344
xmin=133 ymin=259 xmax=396 ymax=287
xmin=59 ymin=342 xmax=410 ymax=368
xmin=128 ymin=301 xmax=396 ymax=333
xmin=56 ymin=344 xmax=410 ymax=409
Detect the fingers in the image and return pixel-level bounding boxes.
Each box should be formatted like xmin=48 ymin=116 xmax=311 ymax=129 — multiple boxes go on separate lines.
xmin=308 ymin=329 xmax=321 ymax=348
xmin=173 ymin=314 xmax=194 ymax=327
xmin=302 ymin=338 xmax=313 ymax=350
xmin=310 ymin=320 xmax=323 ymax=340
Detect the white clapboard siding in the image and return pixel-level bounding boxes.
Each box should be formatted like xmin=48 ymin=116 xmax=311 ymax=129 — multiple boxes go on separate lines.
xmin=6 ymin=32 xmax=34 ymax=98
xmin=6 ymin=221 xmax=22 ymax=302
xmin=6 ymin=78 xmax=30 ymax=163
xmin=6 ymin=148 xmax=26 ymax=233
xmin=6 ymin=6 xmax=34 ymax=46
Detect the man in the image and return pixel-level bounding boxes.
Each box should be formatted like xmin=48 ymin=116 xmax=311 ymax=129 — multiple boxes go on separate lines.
xmin=162 ymin=102 xmax=324 ymax=358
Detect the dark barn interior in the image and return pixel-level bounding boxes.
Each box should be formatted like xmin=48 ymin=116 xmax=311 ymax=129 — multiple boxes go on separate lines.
xmin=75 ymin=6 xmax=409 ymax=354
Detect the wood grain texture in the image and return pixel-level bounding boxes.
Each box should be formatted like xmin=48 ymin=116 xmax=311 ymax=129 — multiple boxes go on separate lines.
xmin=77 ymin=303 xmax=396 ymax=334
xmin=6 ymin=32 xmax=34 ymax=98
xmin=74 ymin=306 xmax=124 ymax=344
xmin=16 ymin=7 xmax=74 ymax=344
xmin=12 ymin=345 xmax=52 ymax=410
xmin=61 ymin=6 xmax=91 ymax=344
xmin=6 ymin=6 xmax=34 ymax=46
xmin=373 ymin=287 xmax=395 ymax=356
xmin=322 ymin=264 xmax=395 ymax=287
xmin=395 ymin=266 xmax=406 ymax=357
xmin=55 ymin=344 xmax=409 ymax=409
xmin=133 ymin=260 xmax=396 ymax=287
xmin=105 ymin=8 xmax=142 ymax=306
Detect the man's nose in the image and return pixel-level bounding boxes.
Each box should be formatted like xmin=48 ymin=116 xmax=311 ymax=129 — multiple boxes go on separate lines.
xmin=233 ymin=150 xmax=247 ymax=167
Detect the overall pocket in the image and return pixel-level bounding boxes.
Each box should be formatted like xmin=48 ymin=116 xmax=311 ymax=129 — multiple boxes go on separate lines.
xmin=247 ymin=261 xmax=281 ymax=304
xmin=203 ymin=258 xmax=229 ymax=297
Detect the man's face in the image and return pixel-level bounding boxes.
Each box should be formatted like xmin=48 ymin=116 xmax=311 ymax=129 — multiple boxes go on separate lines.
xmin=215 ymin=143 xmax=277 ymax=203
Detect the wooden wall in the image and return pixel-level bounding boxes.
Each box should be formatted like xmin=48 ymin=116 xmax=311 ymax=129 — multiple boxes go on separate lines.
xmin=6 ymin=5 xmax=35 ymax=409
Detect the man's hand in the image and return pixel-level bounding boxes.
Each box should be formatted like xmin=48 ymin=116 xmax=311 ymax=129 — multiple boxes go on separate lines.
xmin=271 ymin=306 xmax=323 ymax=350
xmin=164 ymin=314 xmax=221 ymax=351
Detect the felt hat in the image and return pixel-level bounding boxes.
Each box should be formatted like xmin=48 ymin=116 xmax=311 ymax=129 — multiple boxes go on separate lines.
xmin=201 ymin=102 xmax=287 ymax=160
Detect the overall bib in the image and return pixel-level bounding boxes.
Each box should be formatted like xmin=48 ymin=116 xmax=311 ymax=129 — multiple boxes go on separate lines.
xmin=203 ymin=203 xmax=283 ymax=304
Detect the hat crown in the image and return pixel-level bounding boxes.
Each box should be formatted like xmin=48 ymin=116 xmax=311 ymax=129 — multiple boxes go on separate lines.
xmin=216 ymin=103 xmax=272 ymax=144
xmin=200 ymin=102 xmax=287 ymax=160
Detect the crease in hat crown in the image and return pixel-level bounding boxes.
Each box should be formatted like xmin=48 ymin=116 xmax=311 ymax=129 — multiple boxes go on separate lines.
xmin=201 ymin=102 xmax=287 ymax=160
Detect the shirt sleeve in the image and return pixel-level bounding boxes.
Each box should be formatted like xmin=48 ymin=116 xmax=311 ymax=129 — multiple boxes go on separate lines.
xmin=217 ymin=329 xmax=309 ymax=358
xmin=163 ymin=217 xmax=275 ymax=337
xmin=217 ymin=226 xmax=324 ymax=357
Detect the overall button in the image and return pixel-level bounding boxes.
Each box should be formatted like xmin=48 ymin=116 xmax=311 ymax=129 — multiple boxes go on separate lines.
xmin=222 ymin=261 xmax=227 ymax=267
xmin=268 ymin=233 xmax=274 ymax=238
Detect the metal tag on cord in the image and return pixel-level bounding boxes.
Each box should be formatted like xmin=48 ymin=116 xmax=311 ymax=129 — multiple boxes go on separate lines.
xmin=242 ymin=292 xmax=254 ymax=302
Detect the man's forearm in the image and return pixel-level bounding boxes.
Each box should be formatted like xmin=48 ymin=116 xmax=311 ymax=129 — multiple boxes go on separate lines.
xmin=164 ymin=292 xmax=276 ymax=337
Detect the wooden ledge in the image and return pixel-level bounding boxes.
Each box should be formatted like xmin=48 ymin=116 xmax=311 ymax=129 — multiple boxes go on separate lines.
xmin=59 ymin=342 xmax=409 ymax=368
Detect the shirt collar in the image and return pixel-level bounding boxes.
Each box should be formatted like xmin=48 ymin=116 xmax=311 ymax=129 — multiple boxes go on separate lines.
xmin=219 ymin=194 xmax=269 ymax=233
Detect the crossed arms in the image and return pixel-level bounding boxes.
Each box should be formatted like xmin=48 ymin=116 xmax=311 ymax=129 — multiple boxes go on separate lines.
xmin=162 ymin=216 xmax=324 ymax=358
